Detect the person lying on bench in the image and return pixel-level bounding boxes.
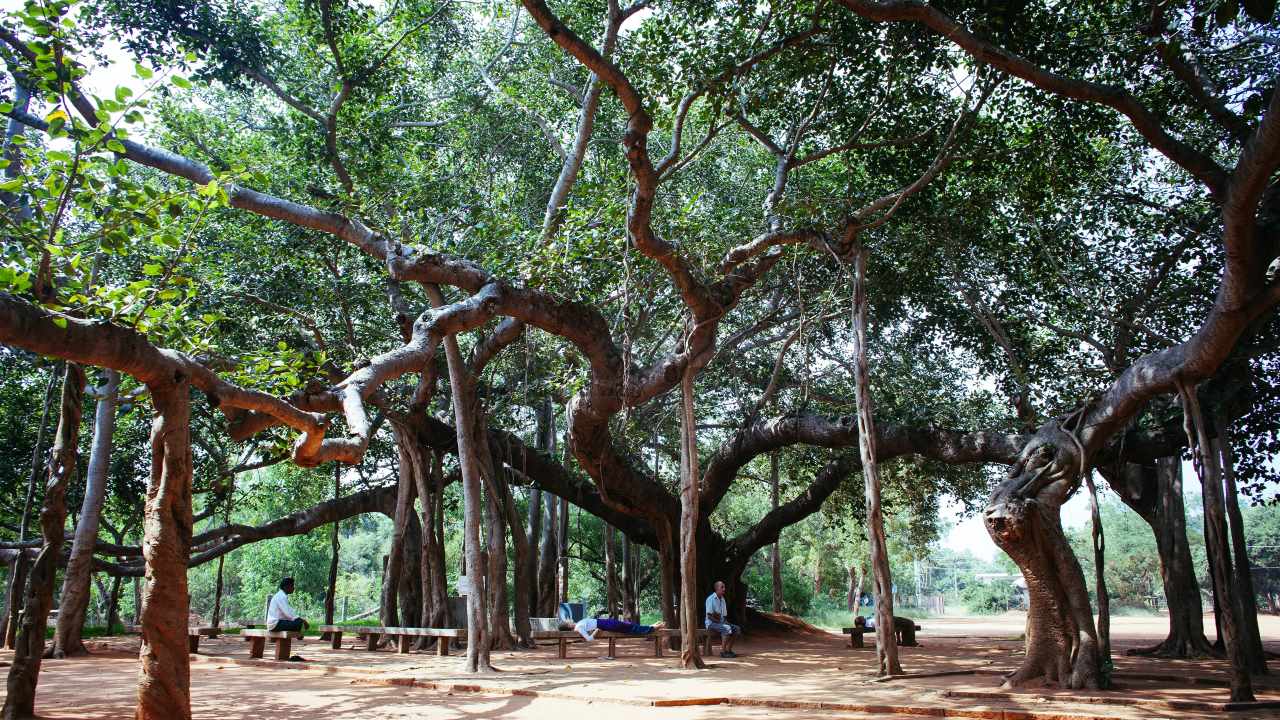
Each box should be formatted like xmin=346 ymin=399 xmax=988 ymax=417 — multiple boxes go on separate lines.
xmin=853 ymin=613 xmax=918 ymax=646
xmin=563 ymin=616 xmax=654 ymax=641
xmin=266 ymin=577 xmax=309 ymax=632
xmin=705 ymin=580 xmax=741 ymax=658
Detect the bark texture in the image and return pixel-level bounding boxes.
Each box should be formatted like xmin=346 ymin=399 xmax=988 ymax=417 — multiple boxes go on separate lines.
xmin=52 ymin=368 xmax=119 ymax=658
xmin=3 ymin=363 xmax=85 ymax=720
xmin=134 ymin=378 xmax=194 ymax=720
xmin=677 ymin=362 xmax=705 ymax=669
xmin=984 ymin=422 xmax=1099 ymax=689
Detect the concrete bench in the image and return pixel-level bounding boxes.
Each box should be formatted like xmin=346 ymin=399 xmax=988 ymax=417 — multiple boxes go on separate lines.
xmin=841 ymin=623 xmax=921 ymax=648
xmin=186 ymin=627 xmax=221 ymax=653
xmin=319 ymin=625 xmax=465 ymax=655
xmin=240 ymin=629 xmax=304 ymax=660
xmin=532 ymin=628 xmax=714 ymax=660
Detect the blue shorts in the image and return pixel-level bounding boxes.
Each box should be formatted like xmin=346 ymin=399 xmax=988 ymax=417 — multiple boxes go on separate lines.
xmin=706 ymin=621 xmax=740 ymax=636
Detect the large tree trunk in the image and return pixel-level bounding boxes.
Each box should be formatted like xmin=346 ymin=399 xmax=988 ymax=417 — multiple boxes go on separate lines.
xmin=850 ymin=249 xmax=900 ymax=678
xmin=134 ymin=377 xmax=195 ymax=720
xmin=4 ymin=363 xmax=86 ymax=720
xmin=1217 ymin=427 xmax=1268 ymax=674
xmin=383 ymin=432 xmax=419 ymax=628
xmin=770 ymin=452 xmax=783 ymax=614
xmin=1178 ymin=384 xmax=1253 ymax=700
xmin=526 ymin=488 xmax=542 ymax=617
xmin=1 ymin=366 xmax=56 ymax=650
xmin=399 ymin=513 xmax=423 ymax=628
xmin=1120 ymin=458 xmax=1215 ymax=658
xmin=985 ymin=422 xmax=1100 ymax=689
xmin=324 ymin=464 xmax=340 ymax=627
xmin=411 ymin=444 xmax=444 ymax=649
xmin=476 ymin=421 xmax=515 ymax=650
xmin=52 ymin=368 xmax=119 ymax=658
xmin=677 ymin=362 xmax=705 ymax=669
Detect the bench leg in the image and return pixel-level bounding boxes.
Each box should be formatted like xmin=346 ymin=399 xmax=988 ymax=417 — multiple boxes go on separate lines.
xmin=606 ymin=637 xmax=616 ymax=660
xmin=249 ymin=637 xmax=265 ymax=659
xmin=852 ymin=633 xmax=864 ymax=648
xmin=557 ymin=638 xmax=567 ymax=660
xmin=189 ymin=635 xmax=199 ymax=654
xmin=398 ymin=635 xmax=411 ymax=654
xmin=364 ymin=633 xmax=378 ymax=651
xmin=653 ymin=637 xmax=663 ymax=658
xmin=437 ymin=637 xmax=449 ymax=657
xmin=703 ymin=633 xmax=712 ymax=657
xmin=330 ymin=631 xmax=342 ymax=650
xmin=275 ymin=638 xmax=291 ymax=661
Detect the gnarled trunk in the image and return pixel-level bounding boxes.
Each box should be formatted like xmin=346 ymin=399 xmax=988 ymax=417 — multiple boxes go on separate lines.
xmin=4 ymin=363 xmax=86 ymax=720
xmin=984 ymin=422 xmax=1099 ymax=689
xmin=134 ymin=377 xmax=195 ymax=720
xmin=53 ymin=368 xmax=119 ymax=658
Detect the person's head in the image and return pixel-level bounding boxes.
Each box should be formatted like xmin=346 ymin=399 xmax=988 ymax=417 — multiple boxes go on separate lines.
xmin=714 ymin=580 xmax=726 ymax=597
xmin=280 ymin=577 xmax=295 ymax=594
xmin=854 ymin=615 xmax=867 ymax=628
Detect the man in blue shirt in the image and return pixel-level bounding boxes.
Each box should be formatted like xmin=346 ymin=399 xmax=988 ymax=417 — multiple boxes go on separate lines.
xmin=704 ymin=580 xmax=740 ymax=658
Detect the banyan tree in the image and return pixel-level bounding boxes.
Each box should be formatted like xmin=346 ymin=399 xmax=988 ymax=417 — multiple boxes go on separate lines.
xmin=0 ymin=0 xmax=1276 ymax=717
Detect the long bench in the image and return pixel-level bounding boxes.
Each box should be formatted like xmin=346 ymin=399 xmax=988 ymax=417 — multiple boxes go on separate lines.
xmin=841 ymin=623 xmax=921 ymax=648
xmin=186 ymin=626 xmax=221 ymax=653
xmin=240 ymin=628 xmax=304 ymax=660
xmin=531 ymin=628 xmax=722 ymax=659
xmin=318 ymin=625 xmax=465 ymax=656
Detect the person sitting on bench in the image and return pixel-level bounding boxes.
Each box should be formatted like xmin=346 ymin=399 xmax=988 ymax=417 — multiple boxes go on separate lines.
xmin=705 ymin=580 xmax=740 ymax=658
xmin=266 ymin=577 xmax=309 ymax=632
xmin=854 ymin=613 xmax=917 ymax=646
xmin=563 ymin=616 xmax=654 ymax=641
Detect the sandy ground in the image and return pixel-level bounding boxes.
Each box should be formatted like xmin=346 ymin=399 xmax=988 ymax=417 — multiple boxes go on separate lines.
xmin=2 ymin=613 xmax=1277 ymax=719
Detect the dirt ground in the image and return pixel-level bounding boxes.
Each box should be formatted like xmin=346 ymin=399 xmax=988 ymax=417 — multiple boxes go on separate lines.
xmin=2 ymin=613 xmax=1277 ymax=719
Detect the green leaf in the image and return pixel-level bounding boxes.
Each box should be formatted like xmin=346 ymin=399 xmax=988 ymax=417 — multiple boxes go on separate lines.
xmin=171 ymin=75 xmax=192 ymax=89
xmin=142 ymin=263 xmax=163 ymax=276
xmin=106 ymin=139 xmax=127 ymax=154
xmin=52 ymin=316 xmax=67 ymax=328
xmin=134 ymin=63 xmax=154 ymax=80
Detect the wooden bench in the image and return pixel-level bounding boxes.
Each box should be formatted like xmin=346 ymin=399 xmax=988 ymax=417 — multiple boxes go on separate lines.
xmin=532 ymin=628 xmax=717 ymax=660
xmin=240 ymin=629 xmax=304 ymax=660
xmin=841 ymin=623 xmax=921 ymax=648
xmin=318 ymin=625 xmax=465 ymax=655
xmin=186 ymin=626 xmax=221 ymax=653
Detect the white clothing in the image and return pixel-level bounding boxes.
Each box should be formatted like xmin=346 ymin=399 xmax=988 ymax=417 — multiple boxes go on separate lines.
xmin=266 ymin=589 xmax=297 ymax=630
xmin=574 ymin=618 xmax=598 ymax=641
xmin=705 ymin=592 xmax=728 ymax=626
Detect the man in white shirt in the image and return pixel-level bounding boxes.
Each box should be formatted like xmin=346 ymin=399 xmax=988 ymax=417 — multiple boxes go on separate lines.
xmin=704 ymin=580 xmax=740 ymax=658
xmin=266 ymin=577 xmax=308 ymax=632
